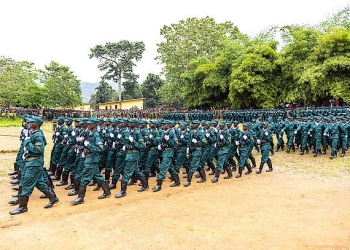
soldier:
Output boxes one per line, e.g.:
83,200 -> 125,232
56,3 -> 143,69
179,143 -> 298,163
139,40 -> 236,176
309,116 -> 324,157
324,117 -> 345,159
339,117 -> 348,157
184,120 -> 207,187
152,120 -> 179,191
256,122 -> 273,174
235,123 -> 253,178
70,118 -> 111,205
211,121 -> 232,183
10,116 -> 59,215
173,121 -> 190,185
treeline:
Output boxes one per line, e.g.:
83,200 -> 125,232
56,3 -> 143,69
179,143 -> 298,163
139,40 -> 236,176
156,6 -> 350,108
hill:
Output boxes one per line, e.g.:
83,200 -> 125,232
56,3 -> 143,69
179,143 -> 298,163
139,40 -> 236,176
81,82 -> 98,102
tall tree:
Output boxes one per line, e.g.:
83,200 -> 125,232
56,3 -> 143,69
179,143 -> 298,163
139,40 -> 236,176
89,40 -> 145,101
89,93 -> 97,110
140,73 -> 164,108
156,17 -> 238,104
41,61 -> 82,108
121,74 -> 142,100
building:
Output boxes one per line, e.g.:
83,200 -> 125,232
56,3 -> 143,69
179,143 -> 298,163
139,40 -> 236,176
98,98 -> 145,110
71,104 -> 91,111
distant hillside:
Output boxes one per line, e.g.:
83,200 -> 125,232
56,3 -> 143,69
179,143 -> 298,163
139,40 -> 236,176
81,82 -> 98,102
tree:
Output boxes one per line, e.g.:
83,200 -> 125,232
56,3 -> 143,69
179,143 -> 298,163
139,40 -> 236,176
95,80 -> 113,104
0,60 -> 39,107
89,93 -> 97,110
229,41 -> 282,108
41,61 -> 82,108
121,74 -> 142,100
140,73 -> 164,108
89,40 -> 145,101
156,17 -> 238,104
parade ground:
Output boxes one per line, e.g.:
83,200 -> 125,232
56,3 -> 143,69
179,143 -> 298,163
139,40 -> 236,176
1,127 -> 350,250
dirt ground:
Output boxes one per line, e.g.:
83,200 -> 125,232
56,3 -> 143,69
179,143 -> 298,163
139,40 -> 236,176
1,127 -> 350,250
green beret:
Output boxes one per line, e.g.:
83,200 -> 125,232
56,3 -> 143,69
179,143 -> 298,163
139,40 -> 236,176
79,118 -> 89,124
65,117 -> 73,122
21,114 -> 29,119
243,122 -> 250,127
87,118 -> 99,124
129,118 -> 139,124
150,120 -> 158,125
262,121 -> 269,125
218,121 -> 226,126
233,120 -> 239,124
205,121 -> 212,126
26,116 -> 43,126
57,116 -> 65,122
212,120 -> 218,124
161,120 -> 171,124
140,119 -> 149,124
192,120 -> 200,124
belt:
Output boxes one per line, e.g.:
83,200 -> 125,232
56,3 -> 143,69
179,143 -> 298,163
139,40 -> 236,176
126,150 -> 138,153
25,156 -> 41,162
331,134 -> 339,136
149,146 -> 157,150
71,145 -> 76,149
164,148 -> 173,151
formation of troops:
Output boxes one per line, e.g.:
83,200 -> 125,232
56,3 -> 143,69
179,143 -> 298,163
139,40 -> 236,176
7,107 -> 350,214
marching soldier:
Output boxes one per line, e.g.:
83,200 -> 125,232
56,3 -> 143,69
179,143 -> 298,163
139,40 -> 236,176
256,122 -> 273,173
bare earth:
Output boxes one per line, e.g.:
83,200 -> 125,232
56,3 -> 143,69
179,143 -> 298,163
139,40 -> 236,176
1,127 -> 350,250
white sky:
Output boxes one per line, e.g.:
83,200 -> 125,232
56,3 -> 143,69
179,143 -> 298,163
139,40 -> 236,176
0,0 -> 348,84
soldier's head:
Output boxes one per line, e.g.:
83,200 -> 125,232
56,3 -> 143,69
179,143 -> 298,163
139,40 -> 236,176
140,120 -> 149,129
65,117 -> 73,127
243,122 -> 250,131
74,119 -> 81,128
150,120 -> 157,129
162,120 -> 171,130
191,120 -> 200,130
263,121 -> 268,130
57,117 -> 65,126
26,116 -> 43,130
205,121 -> 211,130
218,121 -> 225,130
179,122 -> 187,131
87,118 -> 99,131
128,118 -> 138,129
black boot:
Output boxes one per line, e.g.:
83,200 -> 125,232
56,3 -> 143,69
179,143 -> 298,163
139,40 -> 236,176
152,180 -> 163,192
138,174 -> 149,192
313,149 -> 318,157
115,181 -> 127,198
197,169 -> 207,183
341,148 -> 345,157
299,148 -> 304,155
281,145 -> 285,151
12,186 -> 19,191
71,186 -> 86,205
286,146 -> 291,153
250,158 -> 256,168
43,188 -> 59,208
98,181 -> 111,199
105,170 -> 111,183
211,170 -> 221,183
236,168 -> 243,178
56,171 -> 69,186
231,161 -> 237,171
48,164 -> 57,176
170,174 -> 181,187
256,163 -> 264,174
266,159 -> 273,172
65,175 -> 75,190
93,182 -> 102,191
128,174 -> 137,186
276,145 -> 280,152
194,173 -> 201,178
52,167 -> 63,181
109,179 -> 118,190
223,167 -> 233,179
8,163 -> 18,176
9,196 -> 29,215
208,163 -> 216,175
183,172 -> 193,187
68,180 -> 80,196
292,145 -> 296,152
8,186 -> 22,205
245,163 -> 252,175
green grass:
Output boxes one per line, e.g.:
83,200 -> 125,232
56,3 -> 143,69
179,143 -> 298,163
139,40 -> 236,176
0,117 -> 23,127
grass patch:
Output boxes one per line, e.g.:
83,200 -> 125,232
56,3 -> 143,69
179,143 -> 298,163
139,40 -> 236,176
0,117 -> 22,127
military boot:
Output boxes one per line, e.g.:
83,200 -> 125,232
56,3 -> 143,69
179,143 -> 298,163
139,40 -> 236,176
170,174 -> 181,187
128,174 -> 137,186
276,145 -> 280,152
152,180 -> 163,192
250,157 -> 256,168
286,146 -> 291,153
9,178 -> 19,185
256,163 -> 264,174
68,180 -> 80,196
8,163 -> 18,176
65,175 -> 75,190
299,149 -> 304,155
48,164 -> 57,176
93,182 -> 102,191
52,167 -> 63,181
9,196 -> 29,215
245,163 -> 252,175
223,167 -> 233,179
236,168 -> 243,178
266,159 -> 273,172
98,181 -> 111,199
211,170 -> 221,183
115,181 -> 127,198
197,169 -> 207,183
292,145 -> 296,152
43,188 -> 59,208
71,186 -> 86,205
183,172 -> 193,187
138,174 -> 149,192
341,149 -> 346,157
88,179 -> 96,186
104,170 -> 111,183
231,161 -> 237,171
8,186 -> 22,205
109,179 -> 118,190
56,171 -> 69,186
208,163 -> 216,175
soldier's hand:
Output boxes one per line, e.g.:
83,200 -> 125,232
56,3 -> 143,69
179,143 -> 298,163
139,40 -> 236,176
235,141 -> 240,146
158,145 -> 162,150
264,132 -> 268,136
243,135 -> 247,140
122,145 -> 126,151
72,131 -> 76,136
84,141 -> 89,146
206,133 -> 210,138
117,134 -> 122,139
110,133 -> 114,138
149,134 -> 153,139
129,136 -> 134,142
180,134 -> 184,139
220,134 -> 224,140
257,139 -> 261,144
192,138 -> 197,144
164,135 -> 170,141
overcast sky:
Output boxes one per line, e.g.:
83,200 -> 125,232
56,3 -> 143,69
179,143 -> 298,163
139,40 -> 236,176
0,0 -> 348,84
